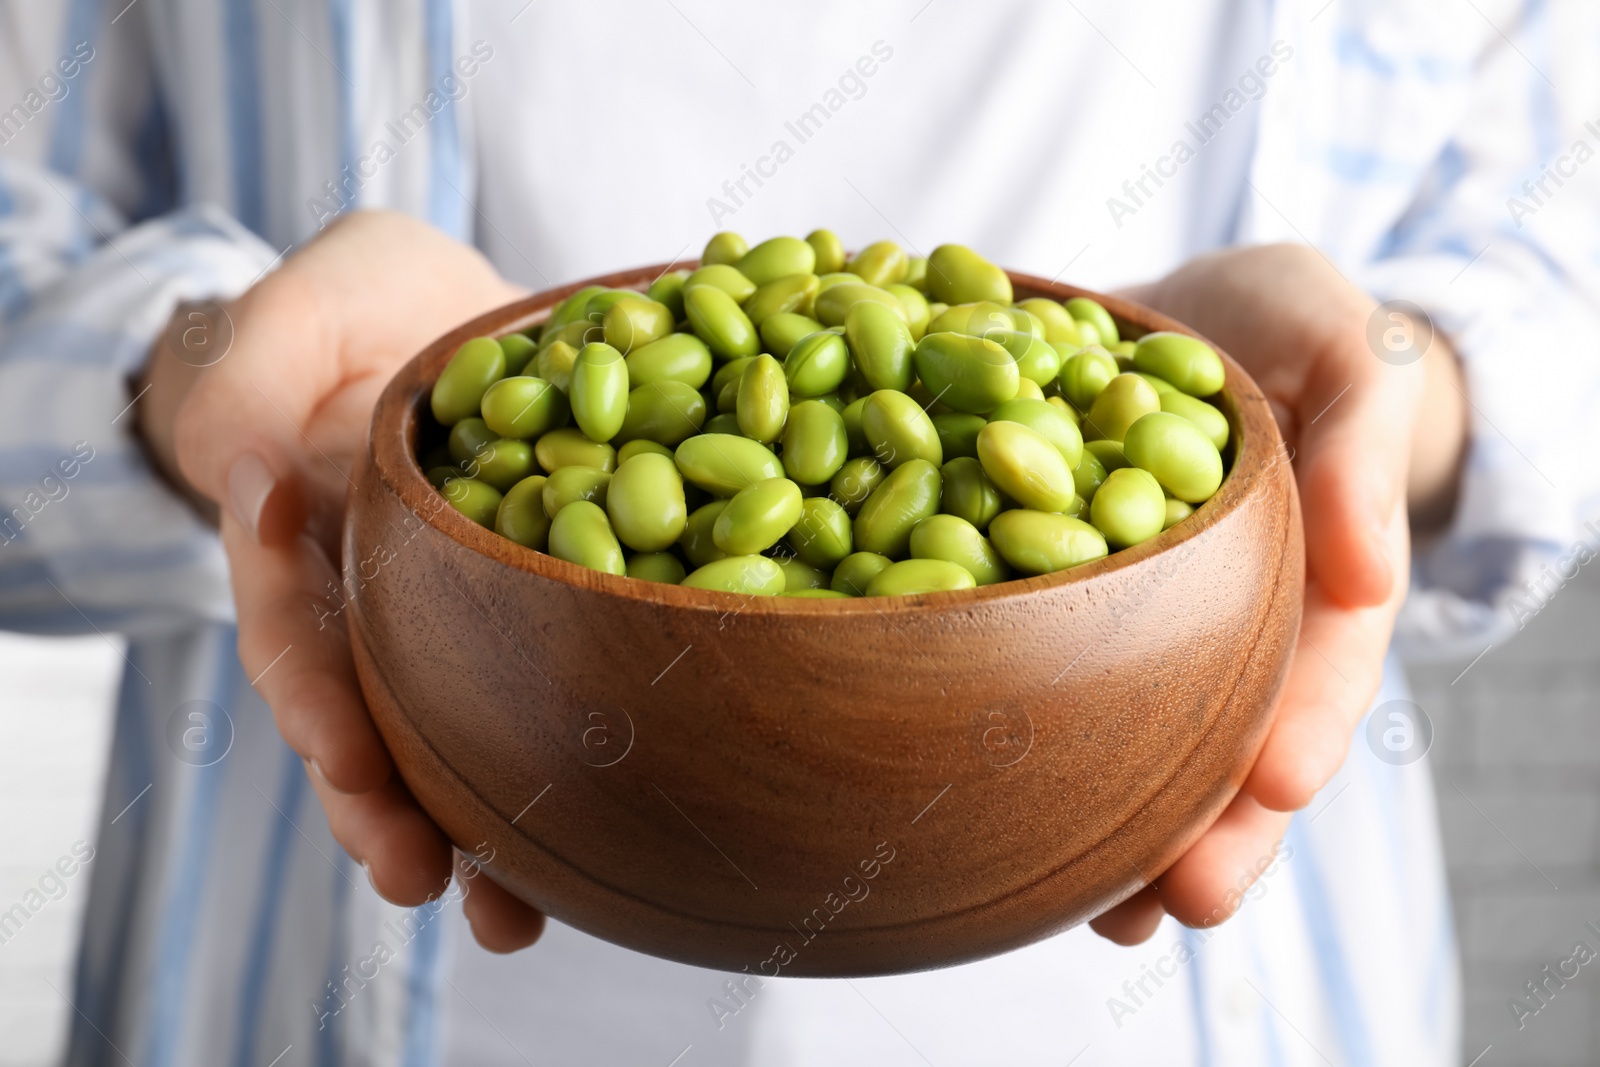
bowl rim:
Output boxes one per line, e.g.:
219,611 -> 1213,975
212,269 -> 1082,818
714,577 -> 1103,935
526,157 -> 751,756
367,261 -> 1288,614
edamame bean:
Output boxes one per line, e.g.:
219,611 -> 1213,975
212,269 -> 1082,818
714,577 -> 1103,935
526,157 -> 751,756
743,273 -> 820,325
681,555 -> 784,595
1072,445 -> 1108,502
499,333 -> 537,375
805,228 -> 846,275
1084,439 -> 1130,472
625,333 -> 713,390
441,476 -> 502,527
885,284 -> 931,340
1132,372 -> 1176,395
853,458 -> 941,557
787,496 -> 853,568
627,552 -> 687,584
759,312 -> 826,358
1133,332 -> 1225,397
931,412 -> 987,461
607,452 -> 688,551
926,301 -> 1012,340
548,499 -> 625,575
431,337 -> 506,425
845,300 -> 914,391
704,412 -> 741,435
1015,377 -> 1045,401
829,456 -> 884,515
602,297 -> 675,353
783,588 -> 850,598
1163,498 -> 1194,530
781,400 -> 849,484
987,397 -> 1084,469
617,438 -> 675,464
774,556 -> 831,591
448,417 -> 497,467
1016,299 -> 1081,345
680,500 -> 730,566
862,389 -> 942,469
865,558 -> 976,596
646,271 -> 689,320
1159,391 -> 1230,451
544,285 -> 607,335
481,375 -> 569,440
975,421 -> 1075,513
1082,373 -> 1160,442
542,465 -> 612,517
1057,346 -> 1119,410
831,551 -> 893,595
570,342 -> 629,442
701,231 -> 748,267
926,244 -> 1012,306
783,330 -> 850,396
939,456 -> 1004,530
840,397 -> 869,455
813,282 -> 906,328
495,475 -> 551,549
913,332 -> 1019,414
426,466 -> 459,489
535,427 -> 616,472
735,354 -> 790,443
470,439 -> 537,491
1065,297 -> 1119,347
1089,467 -> 1165,548
738,237 -> 816,287
713,477 -> 803,554
686,263 -> 757,303
909,514 -> 1009,585
846,240 -> 908,287
674,433 -> 784,496
685,284 -> 759,359
615,381 -> 708,446
1122,411 -> 1224,503
988,510 -> 1108,574
534,339 -> 580,393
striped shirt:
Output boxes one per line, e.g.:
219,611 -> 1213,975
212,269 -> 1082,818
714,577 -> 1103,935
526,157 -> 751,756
2,1 -> 1599,1063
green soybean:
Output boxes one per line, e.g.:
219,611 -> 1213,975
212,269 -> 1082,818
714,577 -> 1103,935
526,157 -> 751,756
862,389 -> 942,469
939,456 -> 1004,530
548,499 -> 625,575
607,452 -> 687,551
674,433 -> 783,496
853,458 -> 941,558
685,284 -> 759,359
1084,439 -> 1130,472
760,312 -> 826,358
431,337 -> 506,426
535,427 -> 616,472
481,376 -> 568,440
975,421 -> 1075,513
865,558 -> 976,596
499,333 -> 537,376
681,555 -> 784,595
846,240 -> 908,288
616,381 -> 708,446
601,297 -> 675,353
987,397 -> 1084,470
646,270 -> 689,320
988,510 -> 1108,574
885,283 -> 931,340
712,355 -> 758,396
743,273 -> 819,325
627,551 -> 687,584
469,439 -> 537,491
1133,332 -> 1225,397
625,333 -> 713,390
774,555 -> 831,591
813,282 -> 906,328
1083,373 -> 1161,442
738,236 -> 816,287
1057,346 -> 1119,410
736,354 -> 789,443
617,438 -> 675,464
494,475 -> 551,549
570,342 -> 629,442
680,500 -> 730,566
1016,299 -> 1081,345
831,551 -> 894,596
783,587 -> 850,598
830,456 -> 885,515
542,464 -> 612,517
1089,467 -> 1166,548
701,231 -> 749,267
713,477 -> 803,554
1122,411 -> 1224,504
783,330 -> 851,396
1159,390 -> 1230,451
932,412 -> 987,461
534,339 -> 580,393
441,476 -> 503,527
703,412 -> 741,435
926,244 -> 1012,306
787,496 -> 854,569
544,285 -> 606,334
781,400 -> 849,485
1072,445 -> 1108,502
1163,497 -> 1194,530
805,229 -> 846,275
1065,297 -> 1119,347
845,300 -> 915,391
686,263 -> 757,302
448,417 -> 498,467
909,514 -> 1009,585
913,332 -> 1019,414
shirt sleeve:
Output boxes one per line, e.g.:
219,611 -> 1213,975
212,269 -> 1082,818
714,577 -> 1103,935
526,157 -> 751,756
0,6 -> 278,637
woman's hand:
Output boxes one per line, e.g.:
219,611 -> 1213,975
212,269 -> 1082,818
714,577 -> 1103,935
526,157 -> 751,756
139,210 -> 547,951
1089,243 -> 1466,944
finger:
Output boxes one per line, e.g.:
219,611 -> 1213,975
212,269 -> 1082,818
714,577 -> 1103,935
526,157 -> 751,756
457,852 -> 547,953
225,511 -> 393,794
1244,504 -> 1409,811
306,760 -> 453,907
1156,793 -> 1292,928
1088,884 -> 1166,945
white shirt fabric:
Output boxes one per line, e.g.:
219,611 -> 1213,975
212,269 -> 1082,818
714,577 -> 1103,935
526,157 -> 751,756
3,0 -> 1599,1064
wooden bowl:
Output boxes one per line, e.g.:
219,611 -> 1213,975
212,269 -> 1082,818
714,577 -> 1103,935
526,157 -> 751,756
344,263 -> 1303,977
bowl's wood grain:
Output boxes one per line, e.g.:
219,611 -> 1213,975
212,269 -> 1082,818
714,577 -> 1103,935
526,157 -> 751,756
344,263 -> 1303,976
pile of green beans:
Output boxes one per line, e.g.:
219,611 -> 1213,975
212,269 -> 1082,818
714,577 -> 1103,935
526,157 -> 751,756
420,230 -> 1232,598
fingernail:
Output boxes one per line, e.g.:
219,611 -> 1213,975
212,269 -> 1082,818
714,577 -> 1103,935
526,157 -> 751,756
309,757 -> 326,782
228,452 -> 276,542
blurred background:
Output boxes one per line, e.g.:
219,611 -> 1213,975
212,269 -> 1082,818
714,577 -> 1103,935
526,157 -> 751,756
4,567 -> 1600,1065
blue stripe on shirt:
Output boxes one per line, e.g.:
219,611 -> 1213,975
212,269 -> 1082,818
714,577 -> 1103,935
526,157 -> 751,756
403,903 -> 445,1067
46,0 -> 103,179
221,0 -> 265,234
